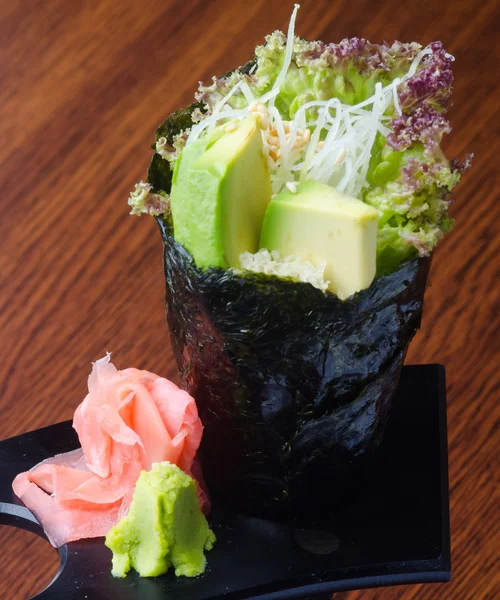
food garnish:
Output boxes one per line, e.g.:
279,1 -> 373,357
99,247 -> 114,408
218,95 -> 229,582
131,4 -> 471,290
12,355 -> 206,549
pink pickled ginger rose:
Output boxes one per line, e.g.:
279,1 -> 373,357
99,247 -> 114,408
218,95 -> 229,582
12,354 -> 204,547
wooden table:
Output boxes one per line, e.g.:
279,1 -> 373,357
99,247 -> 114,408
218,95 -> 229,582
0,0 -> 498,598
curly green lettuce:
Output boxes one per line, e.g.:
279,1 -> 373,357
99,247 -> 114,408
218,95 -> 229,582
193,33 -> 471,273
196,34 -> 423,117
364,139 -> 460,273
143,18 -> 471,275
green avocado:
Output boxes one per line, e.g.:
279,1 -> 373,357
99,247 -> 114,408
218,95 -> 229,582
259,180 -> 379,299
105,462 -> 215,579
170,117 -> 272,269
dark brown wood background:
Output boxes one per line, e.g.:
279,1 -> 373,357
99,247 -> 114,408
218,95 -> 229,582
0,0 -> 498,598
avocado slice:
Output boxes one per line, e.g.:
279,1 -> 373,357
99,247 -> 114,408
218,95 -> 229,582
170,117 -> 272,269
259,180 -> 379,299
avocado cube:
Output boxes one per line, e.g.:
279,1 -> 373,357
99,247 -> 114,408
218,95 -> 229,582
259,180 -> 379,298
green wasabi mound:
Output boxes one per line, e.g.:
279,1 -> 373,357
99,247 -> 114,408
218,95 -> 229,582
105,462 -> 215,579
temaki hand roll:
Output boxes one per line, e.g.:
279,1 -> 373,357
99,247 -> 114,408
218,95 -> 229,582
129,5 -> 471,517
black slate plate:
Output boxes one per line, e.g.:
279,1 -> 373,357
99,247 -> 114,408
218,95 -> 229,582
0,364 -> 450,600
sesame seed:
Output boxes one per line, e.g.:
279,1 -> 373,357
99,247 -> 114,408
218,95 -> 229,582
336,148 -> 347,164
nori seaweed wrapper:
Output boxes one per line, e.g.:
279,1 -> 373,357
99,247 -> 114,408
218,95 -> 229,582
149,98 -> 430,519
156,215 -> 430,518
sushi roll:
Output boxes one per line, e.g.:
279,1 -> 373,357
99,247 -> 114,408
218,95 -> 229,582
129,6 -> 471,517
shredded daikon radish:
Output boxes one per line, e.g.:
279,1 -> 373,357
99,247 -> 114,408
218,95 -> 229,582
239,81 -> 256,105
189,108 -> 246,142
377,123 -> 391,136
405,48 -> 432,79
299,98 -> 335,183
185,4 -> 430,200
268,106 -> 288,168
260,4 -> 300,107
209,81 -> 244,126
391,78 -> 402,115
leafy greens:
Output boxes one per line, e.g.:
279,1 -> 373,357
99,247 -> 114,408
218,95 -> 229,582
136,5 -> 471,275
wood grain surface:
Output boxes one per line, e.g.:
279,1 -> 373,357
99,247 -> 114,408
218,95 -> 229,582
0,0 -> 498,598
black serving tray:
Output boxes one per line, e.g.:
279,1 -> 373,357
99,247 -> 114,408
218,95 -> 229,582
0,364 -> 450,600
